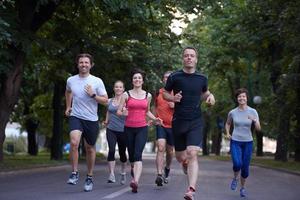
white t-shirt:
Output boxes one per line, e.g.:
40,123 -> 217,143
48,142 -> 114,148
66,74 -> 107,121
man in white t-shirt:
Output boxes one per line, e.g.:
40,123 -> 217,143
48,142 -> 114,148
65,53 -> 108,192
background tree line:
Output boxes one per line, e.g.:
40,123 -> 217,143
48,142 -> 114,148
0,0 -> 299,162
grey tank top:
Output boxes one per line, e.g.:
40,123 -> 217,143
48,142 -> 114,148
107,99 -> 126,132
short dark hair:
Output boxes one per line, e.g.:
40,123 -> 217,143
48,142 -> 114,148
182,46 -> 198,57
131,68 -> 146,80
235,88 -> 249,99
75,53 -> 94,66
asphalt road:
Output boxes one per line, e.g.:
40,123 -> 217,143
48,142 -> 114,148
1,155 -> 300,200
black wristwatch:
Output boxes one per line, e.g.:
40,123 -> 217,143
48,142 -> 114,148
90,94 -> 96,98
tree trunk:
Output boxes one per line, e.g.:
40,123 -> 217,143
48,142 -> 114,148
0,0 -> 61,162
202,111 -> 211,156
51,83 -> 64,160
26,119 -> 39,155
215,129 -> 222,156
294,64 -> 300,161
0,51 -> 25,161
275,92 -> 290,162
256,131 -> 263,156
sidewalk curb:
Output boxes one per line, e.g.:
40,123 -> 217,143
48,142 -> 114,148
252,163 -> 300,176
0,164 -> 69,176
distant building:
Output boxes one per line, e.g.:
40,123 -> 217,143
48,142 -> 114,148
5,122 -> 27,137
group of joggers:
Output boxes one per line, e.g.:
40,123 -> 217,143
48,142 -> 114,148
65,47 -> 261,200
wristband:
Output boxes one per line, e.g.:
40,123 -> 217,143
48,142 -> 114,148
90,94 -> 96,98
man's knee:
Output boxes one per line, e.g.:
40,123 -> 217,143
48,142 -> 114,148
175,151 -> 186,163
85,144 -> 95,154
186,146 -> 200,158
166,146 -> 174,155
157,144 -> 166,152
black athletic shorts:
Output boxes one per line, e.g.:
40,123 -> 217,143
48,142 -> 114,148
156,125 -> 174,146
69,116 -> 99,146
172,117 -> 203,151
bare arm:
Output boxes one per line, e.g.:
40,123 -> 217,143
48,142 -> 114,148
146,94 -> 162,125
117,93 -> 128,116
94,94 -> 108,105
248,115 -> 261,131
146,94 -> 157,120
168,102 -> 175,108
163,90 -> 182,102
202,90 -> 215,106
84,84 -> 108,105
65,90 -> 72,116
225,117 -> 232,139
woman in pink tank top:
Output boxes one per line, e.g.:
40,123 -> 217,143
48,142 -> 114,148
117,68 -> 161,193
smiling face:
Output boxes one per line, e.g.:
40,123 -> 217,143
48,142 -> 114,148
113,81 -> 124,96
77,57 -> 92,75
183,48 -> 198,69
132,73 -> 144,88
237,92 -> 248,106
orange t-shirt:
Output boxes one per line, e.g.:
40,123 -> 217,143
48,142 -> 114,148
155,88 -> 174,128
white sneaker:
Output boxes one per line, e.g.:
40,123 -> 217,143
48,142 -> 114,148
107,173 -> 116,183
84,177 -> 93,192
120,173 -> 126,185
67,172 -> 79,185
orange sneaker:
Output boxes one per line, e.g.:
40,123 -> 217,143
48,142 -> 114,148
130,180 -> 138,193
184,187 -> 195,200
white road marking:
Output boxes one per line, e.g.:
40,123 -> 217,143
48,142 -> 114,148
102,187 -> 131,199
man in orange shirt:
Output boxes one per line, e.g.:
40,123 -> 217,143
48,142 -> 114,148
154,71 -> 174,186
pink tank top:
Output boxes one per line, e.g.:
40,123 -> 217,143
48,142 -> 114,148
125,92 -> 148,127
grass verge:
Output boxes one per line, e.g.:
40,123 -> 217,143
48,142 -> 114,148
208,155 -> 300,174
0,152 -> 105,172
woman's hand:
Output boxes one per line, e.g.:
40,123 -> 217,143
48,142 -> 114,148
225,133 -> 231,140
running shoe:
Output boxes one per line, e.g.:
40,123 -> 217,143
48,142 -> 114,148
107,173 -> 116,183
184,187 -> 195,200
240,187 -> 246,197
164,167 -> 170,184
67,171 -> 79,185
182,160 -> 188,175
120,172 -> 126,185
155,174 -> 163,186
130,180 -> 138,193
230,178 -> 238,190
84,176 -> 93,192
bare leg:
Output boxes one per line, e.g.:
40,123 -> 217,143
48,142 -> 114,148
69,131 -> 82,172
186,146 -> 200,189
84,140 -> 96,176
234,171 -> 239,179
241,177 -> 246,188
133,161 -> 143,183
108,161 -> 116,175
165,144 -> 174,169
121,162 -> 126,174
175,150 -> 187,163
156,139 -> 166,174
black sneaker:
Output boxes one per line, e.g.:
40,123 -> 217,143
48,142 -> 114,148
164,167 -> 170,184
155,174 -> 163,186
84,176 -> 93,192
67,171 -> 79,185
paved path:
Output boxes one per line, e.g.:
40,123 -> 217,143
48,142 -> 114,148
1,155 -> 300,200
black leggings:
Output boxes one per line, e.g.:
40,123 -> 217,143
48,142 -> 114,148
125,126 -> 148,162
106,128 -> 127,163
